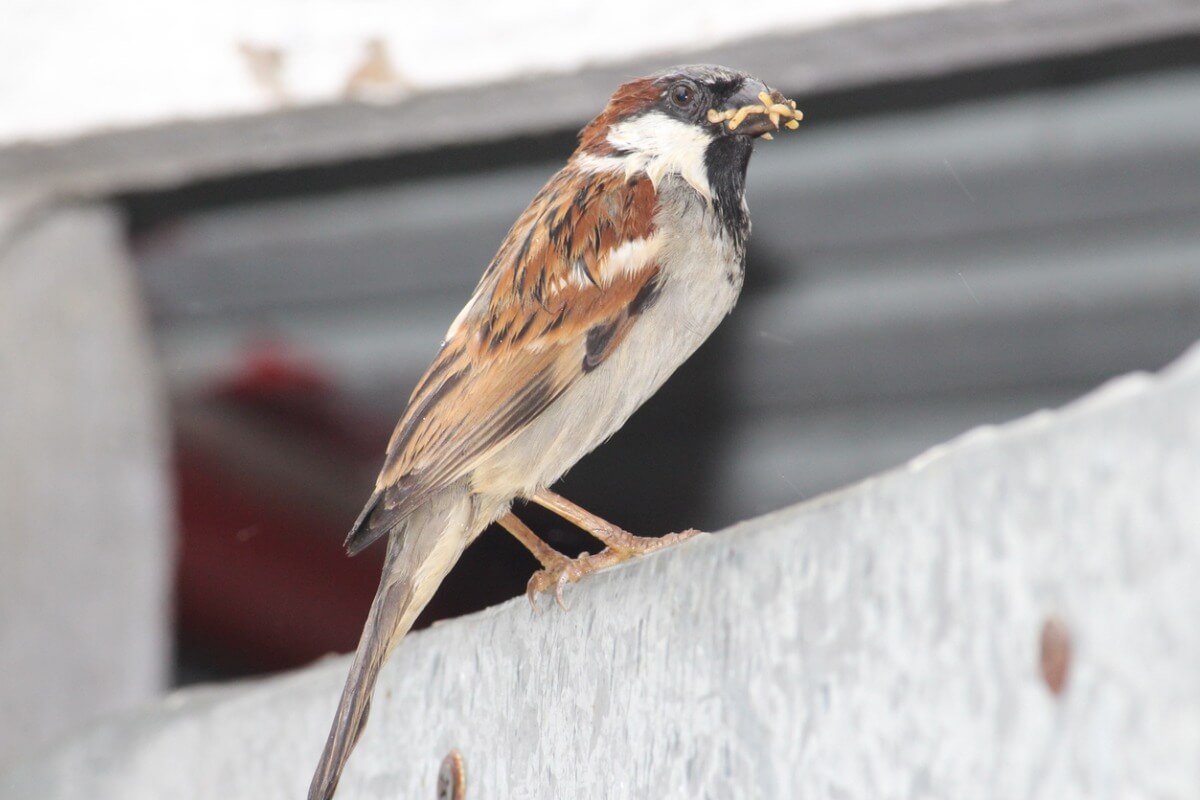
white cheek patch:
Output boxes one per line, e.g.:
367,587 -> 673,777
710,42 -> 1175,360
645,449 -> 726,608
601,111 -> 715,200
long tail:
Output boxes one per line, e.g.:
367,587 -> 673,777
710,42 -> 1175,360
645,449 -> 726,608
308,495 -> 474,800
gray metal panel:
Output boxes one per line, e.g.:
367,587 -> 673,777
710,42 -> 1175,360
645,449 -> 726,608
146,67 -> 1200,401
138,66 -> 1200,515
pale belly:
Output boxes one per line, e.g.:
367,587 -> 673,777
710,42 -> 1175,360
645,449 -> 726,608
471,190 -> 745,500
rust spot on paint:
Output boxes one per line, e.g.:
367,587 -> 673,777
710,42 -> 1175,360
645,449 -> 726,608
1040,616 -> 1071,696
437,750 -> 466,800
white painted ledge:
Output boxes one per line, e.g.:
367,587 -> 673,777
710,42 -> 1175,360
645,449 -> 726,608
4,343 -> 1199,798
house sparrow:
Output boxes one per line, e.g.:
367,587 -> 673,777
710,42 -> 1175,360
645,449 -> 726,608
308,64 -> 801,799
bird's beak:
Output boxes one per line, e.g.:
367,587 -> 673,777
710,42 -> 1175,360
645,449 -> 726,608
707,82 -> 802,139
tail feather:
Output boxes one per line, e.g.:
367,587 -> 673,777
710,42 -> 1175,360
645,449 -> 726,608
345,482 -> 416,557
309,493 -> 474,800
308,571 -> 409,800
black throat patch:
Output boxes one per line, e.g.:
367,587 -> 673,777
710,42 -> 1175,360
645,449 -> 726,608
703,136 -> 753,252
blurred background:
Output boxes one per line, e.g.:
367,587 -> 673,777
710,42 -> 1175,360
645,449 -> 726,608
2,0 -> 1200,767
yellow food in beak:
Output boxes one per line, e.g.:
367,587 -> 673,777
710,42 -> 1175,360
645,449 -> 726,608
707,92 -> 803,139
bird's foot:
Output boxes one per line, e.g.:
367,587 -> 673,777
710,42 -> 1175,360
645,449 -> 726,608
596,526 -> 703,557
525,528 -> 703,611
526,549 -> 601,611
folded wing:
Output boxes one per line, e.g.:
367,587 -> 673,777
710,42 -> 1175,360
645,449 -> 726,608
345,166 -> 661,554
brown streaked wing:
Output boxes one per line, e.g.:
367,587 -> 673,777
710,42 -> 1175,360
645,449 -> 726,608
373,166 -> 661,509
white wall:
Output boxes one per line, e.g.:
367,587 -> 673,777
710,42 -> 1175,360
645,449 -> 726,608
0,203 -> 173,765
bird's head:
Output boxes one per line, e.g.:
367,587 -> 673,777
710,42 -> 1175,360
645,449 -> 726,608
575,65 -> 801,200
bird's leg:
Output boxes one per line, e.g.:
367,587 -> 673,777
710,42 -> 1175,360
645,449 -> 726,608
523,490 -> 702,603
496,512 -> 625,611
496,511 -> 569,573
531,489 -> 701,556
499,494 -> 701,610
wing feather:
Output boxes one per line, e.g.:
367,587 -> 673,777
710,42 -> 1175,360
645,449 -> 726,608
345,165 -> 661,553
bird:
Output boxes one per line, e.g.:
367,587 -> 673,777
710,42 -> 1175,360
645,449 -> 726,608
307,64 -> 802,799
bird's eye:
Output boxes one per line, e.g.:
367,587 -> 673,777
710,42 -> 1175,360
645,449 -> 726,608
669,81 -> 697,110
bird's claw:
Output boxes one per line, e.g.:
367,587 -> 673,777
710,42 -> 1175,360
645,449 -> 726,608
526,553 -> 587,612
661,527 -> 703,546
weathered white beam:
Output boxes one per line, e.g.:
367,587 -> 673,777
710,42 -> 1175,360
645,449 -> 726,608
2,0 -> 1000,148
0,203 -> 173,765
2,0 -> 1199,196
4,341 -> 1198,798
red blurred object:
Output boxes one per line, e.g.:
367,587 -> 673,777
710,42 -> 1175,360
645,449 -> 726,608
175,445 -> 383,673
222,338 -> 332,396
174,336 -> 387,674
